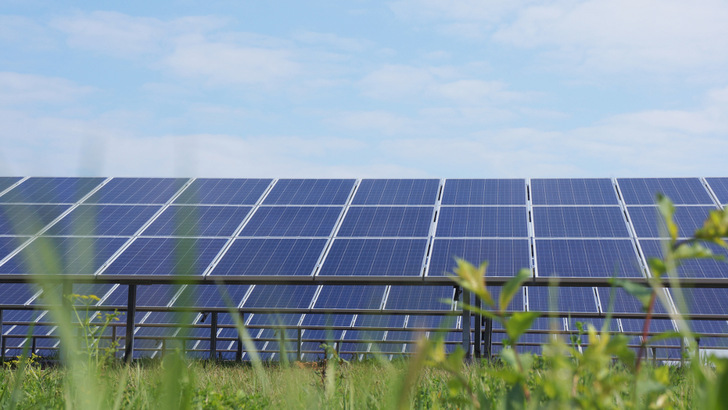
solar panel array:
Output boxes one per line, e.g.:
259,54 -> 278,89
1,177 -> 727,359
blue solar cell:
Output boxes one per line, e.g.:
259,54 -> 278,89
142,205 -> 252,237
407,315 -> 458,329
428,239 -> 530,277
352,179 -> 439,205
436,207 -> 527,237
640,240 -> 728,278
211,238 -> 326,276
264,179 -> 354,205
243,285 -> 317,309
0,177 -> 104,204
337,207 -> 433,237
596,287 -> 669,314
0,283 -> 37,305
441,179 -> 525,205
85,178 -> 188,204
0,236 -> 28,260
72,283 -> 116,301
621,319 -> 675,346
677,288 -> 728,315
385,286 -> 454,311
313,286 -> 387,310
628,206 -> 715,238
0,236 -> 127,275
174,178 -> 272,205
0,177 -> 22,194
527,287 -> 598,313
103,238 -> 226,276
565,318 -> 619,333
240,206 -> 341,237
533,207 -> 629,238
0,204 -> 70,235
531,178 -> 618,205
175,284 -> 251,308
46,205 -> 160,236
706,177 -> 728,205
536,239 -> 642,277
618,178 -> 714,205
318,239 -> 427,276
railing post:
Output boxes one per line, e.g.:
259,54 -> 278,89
0,309 -> 3,362
124,284 -> 137,363
484,317 -> 493,360
474,297 -> 482,359
461,289 -> 471,359
210,311 -> 218,360
31,336 -> 36,355
297,327 -> 302,362
236,311 -> 244,362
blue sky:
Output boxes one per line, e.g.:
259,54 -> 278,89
2,0 -> 728,178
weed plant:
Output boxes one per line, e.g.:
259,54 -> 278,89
0,194 -> 727,409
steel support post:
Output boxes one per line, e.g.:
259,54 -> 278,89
462,290 -> 471,359
0,309 -> 3,362
484,317 -> 493,359
297,327 -> 302,362
124,284 -> 137,363
235,312 -> 245,362
474,297 -> 482,358
210,311 -> 218,360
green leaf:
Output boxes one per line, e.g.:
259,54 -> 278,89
451,258 -> 494,306
648,257 -> 667,277
674,242 -> 718,260
656,194 -> 678,241
613,279 -> 653,310
505,311 -> 540,342
499,268 -> 531,312
504,382 -> 527,410
646,331 -> 684,344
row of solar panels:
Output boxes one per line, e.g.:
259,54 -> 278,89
2,283 -> 726,359
0,177 -> 726,280
1,177 -> 727,205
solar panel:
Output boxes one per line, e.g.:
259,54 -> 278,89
436,207 -> 527,237
210,238 -> 327,276
688,320 -> 728,347
640,240 -> 728,278
0,204 -> 70,235
313,285 -> 386,310
533,207 -> 629,238
535,239 -> 643,277
84,178 -> 188,204
595,287 -> 669,314
352,179 -> 439,205
337,207 -> 433,237
101,284 -> 180,307
174,178 -> 272,205
706,177 -> 728,205
242,285 -> 317,309
263,179 -> 354,205
102,238 -> 226,276
0,236 -> 28,260
142,205 -> 252,237
46,205 -> 160,236
0,177 -> 104,204
677,288 -> 728,315
240,206 -> 341,237
428,239 -> 530,277
486,286 -> 525,312
531,178 -> 618,205
385,286 -> 454,311
527,287 -> 598,313
0,283 -> 37,305
618,178 -> 714,205
174,284 -> 251,308
318,239 -> 427,277
628,206 -> 715,238
441,179 -> 525,205
0,236 -> 127,275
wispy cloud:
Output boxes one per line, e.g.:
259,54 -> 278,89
0,72 -> 95,105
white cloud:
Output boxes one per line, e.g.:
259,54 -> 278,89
0,15 -> 55,49
359,64 -> 525,104
162,36 -> 300,86
0,72 -> 94,105
292,31 -> 371,52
